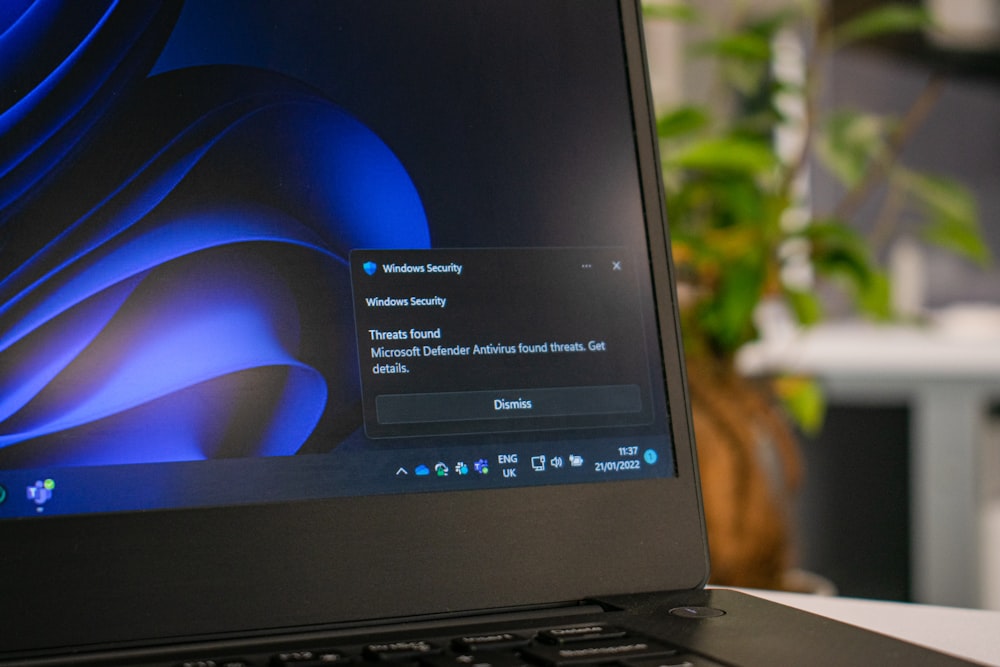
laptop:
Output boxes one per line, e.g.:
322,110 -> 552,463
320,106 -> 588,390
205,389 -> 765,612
0,1 -> 982,665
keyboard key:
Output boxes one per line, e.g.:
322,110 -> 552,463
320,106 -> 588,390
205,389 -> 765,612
536,626 -> 627,645
364,641 -> 441,661
623,655 -> 727,667
451,632 -> 531,652
420,651 -> 532,667
522,638 -> 677,666
272,649 -> 350,665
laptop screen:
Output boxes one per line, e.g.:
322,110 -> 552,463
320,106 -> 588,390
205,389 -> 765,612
0,1 -> 677,519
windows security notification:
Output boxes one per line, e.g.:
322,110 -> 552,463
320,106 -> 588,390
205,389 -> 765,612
350,248 -> 653,437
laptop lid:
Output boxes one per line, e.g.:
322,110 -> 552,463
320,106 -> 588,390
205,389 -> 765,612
0,0 -> 706,658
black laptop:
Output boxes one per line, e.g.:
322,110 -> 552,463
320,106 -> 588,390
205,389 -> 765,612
0,2 -> 982,665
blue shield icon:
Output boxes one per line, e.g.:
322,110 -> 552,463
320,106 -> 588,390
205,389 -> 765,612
363,261 -> 377,276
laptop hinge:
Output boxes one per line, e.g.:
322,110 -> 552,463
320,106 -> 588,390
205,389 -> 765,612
3,600 -> 615,667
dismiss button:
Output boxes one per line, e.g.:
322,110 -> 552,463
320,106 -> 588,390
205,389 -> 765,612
375,384 -> 641,426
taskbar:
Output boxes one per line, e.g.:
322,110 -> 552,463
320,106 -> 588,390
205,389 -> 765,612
0,434 -> 673,519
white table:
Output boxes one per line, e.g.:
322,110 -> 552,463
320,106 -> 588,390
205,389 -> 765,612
738,314 -> 1000,608
744,588 -> 1000,665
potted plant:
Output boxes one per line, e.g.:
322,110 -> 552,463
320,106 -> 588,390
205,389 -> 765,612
645,1 -> 990,589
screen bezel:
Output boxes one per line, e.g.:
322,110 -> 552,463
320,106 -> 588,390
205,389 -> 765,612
0,1 -> 708,657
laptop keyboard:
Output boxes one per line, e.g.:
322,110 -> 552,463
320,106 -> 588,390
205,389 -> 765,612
174,623 -> 723,667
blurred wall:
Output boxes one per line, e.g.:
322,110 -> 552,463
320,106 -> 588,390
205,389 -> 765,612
814,46 -> 1000,308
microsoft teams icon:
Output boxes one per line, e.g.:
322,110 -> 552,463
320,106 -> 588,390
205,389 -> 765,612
363,261 -> 377,276
27,479 -> 55,506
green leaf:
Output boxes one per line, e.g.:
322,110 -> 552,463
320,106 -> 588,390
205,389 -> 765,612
667,137 -> 778,175
816,110 -> 890,188
811,243 -> 872,289
896,171 -> 991,266
784,288 -> 824,326
666,171 -> 771,233
799,219 -> 869,249
693,32 -> 772,61
923,224 -> 991,266
801,221 -> 892,319
721,58 -> 772,97
700,260 -> 765,353
908,173 -> 975,222
711,176 -> 769,226
656,106 -> 710,138
774,376 -> 826,435
642,2 -> 699,23
856,270 -> 892,320
745,8 -> 808,40
832,4 -> 930,46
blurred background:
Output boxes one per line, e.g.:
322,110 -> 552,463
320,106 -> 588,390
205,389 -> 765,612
643,0 -> 1000,609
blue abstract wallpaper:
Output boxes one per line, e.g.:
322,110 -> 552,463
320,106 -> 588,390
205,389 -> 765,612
0,1 -> 430,468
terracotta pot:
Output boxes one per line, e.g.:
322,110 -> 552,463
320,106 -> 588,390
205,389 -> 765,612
686,356 -> 804,590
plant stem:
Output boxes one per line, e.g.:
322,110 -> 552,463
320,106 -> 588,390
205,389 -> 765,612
832,72 -> 947,223
869,178 -> 906,253
779,1 -> 829,201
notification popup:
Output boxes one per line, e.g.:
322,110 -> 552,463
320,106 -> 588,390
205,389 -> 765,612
350,248 -> 653,437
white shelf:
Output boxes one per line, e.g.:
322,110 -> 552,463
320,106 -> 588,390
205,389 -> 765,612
737,311 -> 1000,609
